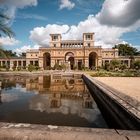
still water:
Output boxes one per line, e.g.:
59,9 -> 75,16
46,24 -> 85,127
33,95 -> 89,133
0,75 -> 107,128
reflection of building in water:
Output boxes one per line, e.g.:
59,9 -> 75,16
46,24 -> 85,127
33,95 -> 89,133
26,75 -> 94,110
83,93 -> 93,109
29,90 -> 98,122
25,75 -> 86,95
0,76 -> 26,90
28,75 -> 100,122
26,77 -> 39,91
50,93 -> 61,108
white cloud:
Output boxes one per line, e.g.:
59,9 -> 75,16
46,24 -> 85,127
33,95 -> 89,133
0,37 -> 20,46
0,0 -> 38,20
59,0 -> 75,10
14,44 -> 40,55
17,13 -> 47,21
30,24 -> 70,46
96,0 -> 140,27
0,0 -> 37,8
134,45 -> 140,51
23,0 -> 140,49
30,15 -> 131,48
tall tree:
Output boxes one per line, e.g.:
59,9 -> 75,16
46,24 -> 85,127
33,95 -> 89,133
0,12 -> 15,58
0,49 -> 17,58
20,52 -> 26,57
113,44 -> 140,56
0,12 -> 14,37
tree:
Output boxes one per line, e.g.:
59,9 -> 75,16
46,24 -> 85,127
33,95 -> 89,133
0,12 -> 14,37
0,49 -> 17,58
110,59 -> 121,70
133,60 -> 140,70
0,47 -> 7,58
20,52 -> 26,57
114,44 -> 140,56
104,62 -> 110,71
0,12 -> 15,58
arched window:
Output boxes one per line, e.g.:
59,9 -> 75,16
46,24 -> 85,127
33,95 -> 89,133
43,52 -> 51,70
89,52 -> 97,69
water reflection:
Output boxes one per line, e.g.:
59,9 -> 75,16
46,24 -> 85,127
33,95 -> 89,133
0,75 -> 107,128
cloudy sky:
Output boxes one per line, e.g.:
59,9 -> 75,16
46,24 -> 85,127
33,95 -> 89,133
0,0 -> 140,54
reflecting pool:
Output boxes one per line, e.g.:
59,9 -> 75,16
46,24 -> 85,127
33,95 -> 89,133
0,75 -> 108,128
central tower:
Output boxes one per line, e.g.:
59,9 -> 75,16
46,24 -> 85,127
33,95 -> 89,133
50,34 -> 62,48
83,33 -> 94,48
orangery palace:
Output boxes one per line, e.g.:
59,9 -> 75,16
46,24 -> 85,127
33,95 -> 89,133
0,33 -> 140,70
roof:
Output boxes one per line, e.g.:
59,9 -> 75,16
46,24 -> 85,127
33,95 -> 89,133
61,40 -> 83,43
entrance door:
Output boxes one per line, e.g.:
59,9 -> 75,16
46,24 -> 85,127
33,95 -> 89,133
89,52 -> 97,69
43,52 -> 51,70
65,52 -> 75,70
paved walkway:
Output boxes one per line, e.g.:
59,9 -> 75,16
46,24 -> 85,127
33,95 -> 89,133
0,123 -> 140,140
94,77 -> 140,102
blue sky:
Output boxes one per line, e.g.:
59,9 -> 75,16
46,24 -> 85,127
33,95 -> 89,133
0,0 -> 140,54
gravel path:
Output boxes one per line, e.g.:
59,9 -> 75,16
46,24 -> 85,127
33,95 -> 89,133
94,77 -> 140,102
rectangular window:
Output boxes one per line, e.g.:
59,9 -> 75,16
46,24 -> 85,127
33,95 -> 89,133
54,44 -> 56,47
86,35 -> 91,40
53,35 -> 58,41
88,43 -> 90,47
30,61 -> 33,65
57,60 -> 59,64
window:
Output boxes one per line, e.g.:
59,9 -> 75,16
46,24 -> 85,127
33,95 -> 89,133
86,35 -> 91,40
30,61 -> 33,65
54,44 -> 56,47
87,43 -> 90,47
53,35 -> 58,41
105,60 -> 109,63
57,60 -> 59,64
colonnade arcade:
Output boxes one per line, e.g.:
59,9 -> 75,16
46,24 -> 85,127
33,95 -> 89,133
42,51 -> 98,70
0,59 -> 26,70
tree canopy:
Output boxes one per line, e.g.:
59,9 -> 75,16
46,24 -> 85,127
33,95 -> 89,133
0,49 -> 17,58
0,12 -> 14,38
113,44 -> 140,56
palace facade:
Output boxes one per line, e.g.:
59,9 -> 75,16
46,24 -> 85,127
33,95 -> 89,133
0,33 -> 140,70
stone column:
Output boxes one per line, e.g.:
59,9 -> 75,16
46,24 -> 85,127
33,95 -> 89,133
98,59 -> 102,67
75,59 -> 77,67
102,60 -> 105,66
128,60 -> 131,68
20,61 -> 22,68
85,59 -> 89,68
96,59 -> 98,68
39,58 -> 44,70
16,61 -> 19,69
26,59 -> 30,70
33,61 -> 35,66
10,60 -> 14,71
2,61 -> 4,67
51,59 -> 55,68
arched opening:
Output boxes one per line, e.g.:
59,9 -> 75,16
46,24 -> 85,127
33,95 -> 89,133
65,79 -> 74,90
89,52 -> 97,69
65,52 -> 75,70
43,75 -> 51,89
43,52 -> 51,70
